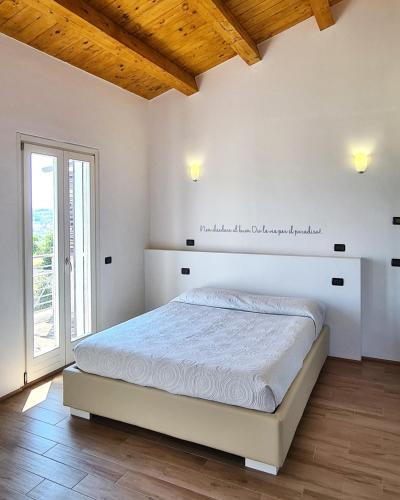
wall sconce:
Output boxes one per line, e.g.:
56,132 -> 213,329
189,163 -> 201,182
353,152 -> 370,174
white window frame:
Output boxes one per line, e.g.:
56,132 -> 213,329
18,133 -> 100,381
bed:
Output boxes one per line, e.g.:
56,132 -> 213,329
64,287 -> 329,475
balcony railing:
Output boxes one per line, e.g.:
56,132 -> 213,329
33,253 -> 54,312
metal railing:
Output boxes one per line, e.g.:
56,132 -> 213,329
33,253 -> 54,312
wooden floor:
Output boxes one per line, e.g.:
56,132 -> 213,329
0,358 -> 399,500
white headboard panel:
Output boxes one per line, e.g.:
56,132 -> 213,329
145,250 -> 362,360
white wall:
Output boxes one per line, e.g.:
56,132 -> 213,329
0,34 -> 149,397
149,0 -> 400,361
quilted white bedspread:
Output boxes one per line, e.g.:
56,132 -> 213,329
74,288 -> 325,412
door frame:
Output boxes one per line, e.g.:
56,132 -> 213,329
18,133 -> 100,383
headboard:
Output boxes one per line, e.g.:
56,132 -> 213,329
145,249 -> 362,360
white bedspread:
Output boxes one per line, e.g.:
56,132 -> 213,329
74,288 -> 325,412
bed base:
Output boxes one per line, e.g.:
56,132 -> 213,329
64,327 -> 329,475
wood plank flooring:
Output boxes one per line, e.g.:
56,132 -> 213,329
0,358 -> 399,499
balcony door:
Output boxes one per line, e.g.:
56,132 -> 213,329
23,142 -> 97,382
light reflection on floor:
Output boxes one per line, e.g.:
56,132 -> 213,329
22,381 -> 52,412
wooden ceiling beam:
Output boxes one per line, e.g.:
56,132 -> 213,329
21,0 -> 198,96
191,0 -> 260,65
309,0 -> 335,30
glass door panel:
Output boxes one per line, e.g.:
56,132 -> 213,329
31,153 -> 59,357
24,145 -> 65,382
68,158 -> 93,341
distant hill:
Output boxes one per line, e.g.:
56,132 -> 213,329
33,208 -> 54,236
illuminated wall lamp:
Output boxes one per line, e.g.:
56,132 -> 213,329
189,163 -> 201,182
353,152 -> 370,174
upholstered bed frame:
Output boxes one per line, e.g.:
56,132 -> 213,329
64,249 -> 361,474
64,326 -> 329,475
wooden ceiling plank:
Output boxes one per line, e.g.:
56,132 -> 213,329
171,24 -> 231,60
0,5 -> 29,33
0,0 -> 24,25
191,0 -> 260,65
248,1 -> 312,42
18,0 -> 198,95
30,22 -> 83,54
15,10 -> 57,42
226,0 -> 284,21
309,0 -> 334,30
97,0 -> 180,36
230,0 -> 308,32
56,37 -> 102,66
162,23 -> 234,75
133,8 -> 211,63
133,3 -> 204,43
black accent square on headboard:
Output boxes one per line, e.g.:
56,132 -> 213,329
334,244 -> 346,252
181,268 -> 190,275
186,239 -> 195,246
391,259 -> 400,267
332,278 -> 344,286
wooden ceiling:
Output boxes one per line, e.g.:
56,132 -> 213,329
0,0 -> 342,99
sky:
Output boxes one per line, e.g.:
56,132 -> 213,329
31,153 -> 57,210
